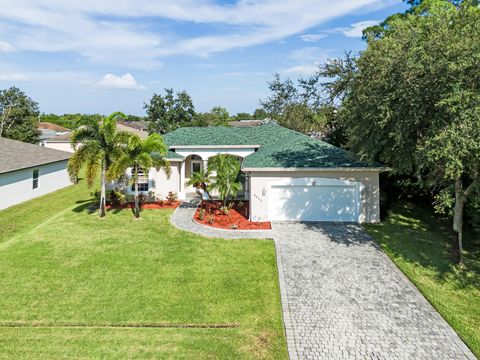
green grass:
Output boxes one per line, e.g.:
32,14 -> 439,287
0,179 -> 287,359
365,201 -> 480,358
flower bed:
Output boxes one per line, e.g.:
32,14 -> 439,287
194,200 -> 271,230
106,201 -> 180,210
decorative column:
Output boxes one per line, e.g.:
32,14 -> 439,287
179,161 -> 186,200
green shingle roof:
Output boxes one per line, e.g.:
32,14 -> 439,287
163,123 -> 379,169
166,150 -> 184,160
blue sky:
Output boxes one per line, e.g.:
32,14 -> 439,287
0,1 -> 406,116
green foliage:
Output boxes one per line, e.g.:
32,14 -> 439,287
0,86 -> 39,143
185,168 -> 212,190
260,73 -> 341,140
39,113 -> 102,130
166,191 -> 177,204
231,112 -> 252,121
195,106 -> 231,126
326,0 -> 480,261
68,111 -> 128,217
253,108 -> 268,119
207,154 -> 242,207
108,133 -> 171,218
145,88 -> 196,134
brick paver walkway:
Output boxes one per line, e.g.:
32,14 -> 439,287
274,222 -> 476,360
171,201 -> 476,360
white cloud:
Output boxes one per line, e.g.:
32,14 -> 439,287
300,33 -> 327,42
95,73 -> 146,90
0,73 -> 27,81
282,64 -> 321,76
341,20 -> 379,37
0,41 -> 14,52
281,47 -> 333,76
0,1 -> 391,68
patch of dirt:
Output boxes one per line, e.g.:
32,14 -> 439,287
194,200 -> 271,230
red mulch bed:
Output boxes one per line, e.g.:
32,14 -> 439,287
194,200 -> 271,230
106,201 -> 180,210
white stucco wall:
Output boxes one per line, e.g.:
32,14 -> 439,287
119,163 -> 181,199
43,142 -> 75,153
0,160 -> 71,210
248,170 -> 380,223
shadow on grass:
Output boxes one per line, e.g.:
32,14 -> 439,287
366,201 -> 480,290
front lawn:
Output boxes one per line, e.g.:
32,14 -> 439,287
0,180 -> 287,359
365,202 -> 480,358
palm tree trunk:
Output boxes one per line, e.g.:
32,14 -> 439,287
100,160 -> 106,217
134,175 -> 140,219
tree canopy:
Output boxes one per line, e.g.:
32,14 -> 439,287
325,0 -> 480,263
0,87 -> 39,143
145,88 -> 196,134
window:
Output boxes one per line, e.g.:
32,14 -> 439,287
131,168 -> 149,192
32,169 -> 39,189
190,155 -> 202,175
192,162 -> 201,174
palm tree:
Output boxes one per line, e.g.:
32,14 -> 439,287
68,111 -> 129,217
207,154 -> 242,209
184,168 -> 212,199
108,133 -> 170,218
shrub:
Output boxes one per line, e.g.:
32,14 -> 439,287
208,214 -> 215,224
199,208 -> 206,221
91,189 -> 101,204
107,189 -> 127,205
167,191 -> 178,204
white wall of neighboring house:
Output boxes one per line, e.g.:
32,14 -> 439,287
247,170 -> 380,223
42,141 -> 75,153
0,160 -> 71,210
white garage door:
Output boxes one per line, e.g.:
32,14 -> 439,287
268,178 -> 361,222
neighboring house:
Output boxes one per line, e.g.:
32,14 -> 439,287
41,122 -> 149,153
121,122 -> 383,223
38,122 -> 71,142
0,137 -> 72,210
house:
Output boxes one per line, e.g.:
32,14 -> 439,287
41,121 -> 149,153
38,122 -> 71,142
0,137 -> 72,210
123,122 -> 383,223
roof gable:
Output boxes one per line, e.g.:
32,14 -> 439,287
0,137 -> 71,174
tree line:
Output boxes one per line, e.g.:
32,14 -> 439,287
259,0 -> 480,264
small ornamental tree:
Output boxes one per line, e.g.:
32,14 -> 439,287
185,168 -> 212,199
207,154 -> 242,210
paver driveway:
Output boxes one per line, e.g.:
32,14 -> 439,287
273,222 -> 476,360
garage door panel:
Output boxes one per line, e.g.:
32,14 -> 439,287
269,182 -> 359,222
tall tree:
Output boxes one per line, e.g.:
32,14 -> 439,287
68,112 -> 129,217
195,106 -> 230,126
327,0 -> 480,263
207,154 -> 242,209
0,87 -> 39,143
253,108 -> 268,120
108,133 -> 170,218
145,88 -> 196,134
